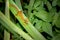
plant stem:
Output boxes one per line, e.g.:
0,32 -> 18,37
0,11 -> 33,40
9,0 -> 46,40
15,0 -> 22,10
4,0 -> 10,40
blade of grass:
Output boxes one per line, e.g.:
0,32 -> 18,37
0,11 -> 33,40
4,0 -> 10,40
15,0 -> 22,10
9,0 -> 46,40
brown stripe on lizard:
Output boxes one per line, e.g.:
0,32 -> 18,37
16,11 -> 29,24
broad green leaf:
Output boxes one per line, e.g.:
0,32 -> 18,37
42,22 -> 53,36
34,10 -> 52,22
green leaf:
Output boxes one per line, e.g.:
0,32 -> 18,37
52,0 -> 57,6
28,0 -> 35,16
54,13 -> 60,28
46,1 -> 52,11
34,10 -> 52,22
33,19 -> 43,32
52,13 -> 58,25
42,22 -> 53,36
29,13 -> 34,23
49,7 -> 56,17
55,28 -> 60,33
52,34 -> 60,40
29,13 -> 43,32
33,0 -> 42,8
12,35 -> 24,40
33,0 -> 44,11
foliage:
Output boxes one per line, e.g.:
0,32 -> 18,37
0,0 -> 60,40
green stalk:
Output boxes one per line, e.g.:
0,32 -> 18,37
15,0 -> 22,10
0,11 -> 33,40
4,0 -> 10,40
9,0 -> 46,40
